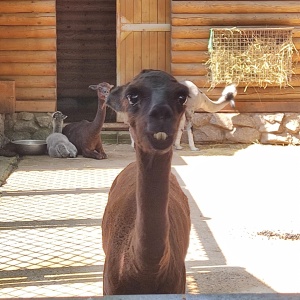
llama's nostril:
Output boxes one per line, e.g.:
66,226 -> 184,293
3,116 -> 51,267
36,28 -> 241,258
149,105 -> 172,120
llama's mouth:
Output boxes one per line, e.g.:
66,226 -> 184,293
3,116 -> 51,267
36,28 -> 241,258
153,132 -> 168,141
148,131 -> 173,150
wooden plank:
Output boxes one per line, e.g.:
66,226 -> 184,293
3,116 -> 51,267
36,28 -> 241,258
141,0 -> 150,70
172,63 -> 300,77
203,87 -> 300,100
0,13 -> 56,26
0,51 -> 56,63
0,63 -> 56,76
0,81 -> 15,113
57,39 -> 114,51
57,49 -> 114,60
57,0 -> 115,12
149,0 -> 158,69
16,100 -> 56,112
172,39 -> 209,51
157,0 -> 166,70
0,26 -> 56,38
172,38 -> 300,53
16,88 -> 56,100
172,26 -> 300,39
172,1 -> 300,14
174,75 -> 300,89
0,76 -> 56,88
232,101 -> 300,113
0,39 -> 56,51
0,1 -> 55,13
172,50 -> 208,63
172,14 -> 300,27
133,0 -> 142,77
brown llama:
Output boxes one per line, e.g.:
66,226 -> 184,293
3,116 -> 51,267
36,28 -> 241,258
102,69 -> 191,295
62,82 -> 114,159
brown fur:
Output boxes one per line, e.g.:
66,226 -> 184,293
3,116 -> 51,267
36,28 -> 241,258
62,82 -> 113,160
102,70 -> 191,295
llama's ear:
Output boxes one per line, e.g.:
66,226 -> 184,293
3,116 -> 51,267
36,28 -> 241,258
89,85 -> 97,90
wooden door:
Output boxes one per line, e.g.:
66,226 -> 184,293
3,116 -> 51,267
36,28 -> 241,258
116,0 -> 171,86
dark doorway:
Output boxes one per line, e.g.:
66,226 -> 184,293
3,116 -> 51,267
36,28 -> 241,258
56,0 -> 116,122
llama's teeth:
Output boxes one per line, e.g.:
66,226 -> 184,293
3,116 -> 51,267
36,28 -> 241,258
154,132 -> 168,140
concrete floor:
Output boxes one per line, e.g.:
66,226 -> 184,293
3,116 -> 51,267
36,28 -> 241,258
0,143 -> 299,298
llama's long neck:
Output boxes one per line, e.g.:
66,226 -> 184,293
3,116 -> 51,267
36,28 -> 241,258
90,98 -> 106,133
53,120 -> 63,133
133,147 -> 172,269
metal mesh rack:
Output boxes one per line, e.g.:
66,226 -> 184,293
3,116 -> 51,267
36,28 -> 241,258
207,27 -> 296,88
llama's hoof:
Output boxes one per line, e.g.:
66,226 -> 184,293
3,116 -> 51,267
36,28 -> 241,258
174,145 -> 183,150
97,152 -> 107,159
190,147 -> 199,151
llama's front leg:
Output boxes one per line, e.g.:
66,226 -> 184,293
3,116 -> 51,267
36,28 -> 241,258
82,146 -> 107,160
174,114 -> 185,150
186,121 -> 199,151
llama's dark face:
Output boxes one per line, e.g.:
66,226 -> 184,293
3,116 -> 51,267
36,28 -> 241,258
107,70 -> 189,152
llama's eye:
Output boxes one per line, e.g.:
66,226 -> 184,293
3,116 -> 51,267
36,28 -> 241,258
127,94 -> 139,106
178,95 -> 188,106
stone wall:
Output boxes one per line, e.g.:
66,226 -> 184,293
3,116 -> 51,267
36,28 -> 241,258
3,112 -> 52,145
187,112 -> 300,145
1,111 -> 300,149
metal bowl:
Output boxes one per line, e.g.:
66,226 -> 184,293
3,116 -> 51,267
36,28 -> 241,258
12,140 -> 47,155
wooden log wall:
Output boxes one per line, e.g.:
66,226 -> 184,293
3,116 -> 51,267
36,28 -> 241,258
171,1 -> 300,113
0,0 -> 56,112
56,0 -> 116,122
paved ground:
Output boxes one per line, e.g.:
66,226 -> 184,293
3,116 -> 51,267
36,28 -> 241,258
0,143 -> 299,298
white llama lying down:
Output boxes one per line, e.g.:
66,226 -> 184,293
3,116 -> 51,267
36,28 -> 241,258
175,81 -> 237,151
46,111 -> 78,158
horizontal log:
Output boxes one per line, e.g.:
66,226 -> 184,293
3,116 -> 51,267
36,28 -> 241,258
16,100 -> 56,112
172,14 -> 300,27
172,39 -> 208,51
0,51 -> 56,63
172,63 -> 300,77
172,1 -> 300,14
0,13 -> 55,26
0,75 -> 56,88
172,26 -> 300,39
0,26 -> 56,38
16,88 -> 56,100
0,1 -> 55,13
232,101 -> 300,113
0,39 -> 56,51
174,75 -> 300,89
203,87 -> 300,100
171,51 -> 209,63
0,63 -> 56,76
172,38 -> 300,52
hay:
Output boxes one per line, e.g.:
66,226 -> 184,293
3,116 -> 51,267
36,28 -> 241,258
206,27 -> 298,90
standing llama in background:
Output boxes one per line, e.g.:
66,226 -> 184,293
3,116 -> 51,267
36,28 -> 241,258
62,82 -> 114,160
46,111 -> 77,158
175,81 -> 237,151
102,69 -> 191,295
